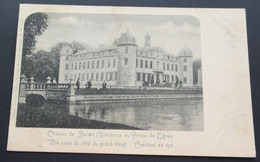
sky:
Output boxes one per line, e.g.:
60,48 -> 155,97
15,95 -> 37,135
35,13 -> 201,59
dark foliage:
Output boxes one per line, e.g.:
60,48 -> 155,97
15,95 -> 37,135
31,50 -> 58,81
193,59 -> 202,84
26,94 -> 45,106
21,40 -> 88,82
21,12 -> 48,77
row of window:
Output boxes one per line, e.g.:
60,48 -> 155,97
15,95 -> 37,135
65,72 -> 117,82
66,59 -> 117,70
65,58 -> 187,72
162,62 -> 179,71
162,63 -> 187,72
136,59 -> 153,69
136,59 -> 180,72
66,60 -> 187,72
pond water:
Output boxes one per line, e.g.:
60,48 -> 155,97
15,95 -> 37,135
17,98 -> 203,131
69,99 -> 204,131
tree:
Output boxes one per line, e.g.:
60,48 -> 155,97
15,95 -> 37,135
29,41 -> 88,82
21,12 -> 48,77
70,41 -> 88,54
32,50 -> 57,81
193,59 -> 202,84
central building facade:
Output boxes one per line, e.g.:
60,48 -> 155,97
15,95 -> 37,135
59,30 -> 193,88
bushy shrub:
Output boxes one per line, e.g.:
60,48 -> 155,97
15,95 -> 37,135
26,94 -> 45,106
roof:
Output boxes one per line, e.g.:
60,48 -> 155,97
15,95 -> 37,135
74,46 -> 117,55
117,29 -> 137,46
178,46 -> 193,57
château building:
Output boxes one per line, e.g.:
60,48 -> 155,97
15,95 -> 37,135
58,30 -> 194,88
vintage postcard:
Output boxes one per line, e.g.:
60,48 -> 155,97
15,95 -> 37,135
7,4 -> 255,157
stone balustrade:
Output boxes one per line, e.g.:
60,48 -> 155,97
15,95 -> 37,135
21,76 -> 69,91
19,74 -> 75,104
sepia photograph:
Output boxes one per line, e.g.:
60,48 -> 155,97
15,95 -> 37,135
16,12 -> 203,131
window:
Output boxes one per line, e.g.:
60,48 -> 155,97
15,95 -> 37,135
183,77 -> 187,84
79,62 -> 82,69
106,73 -> 109,80
96,73 -> 99,81
143,73 -> 146,82
102,60 -> 104,68
175,64 -> 178,71
114,72 -> 117,80
78,74 -> 80,80
108,59 -> 110,68
171,64 -> 174,71
74,74 -> 76,80
66,56 -> 69,61
167,63 -> 169,71
145,60 -> 148,68
136,59 -> 138,68
140,60 -> 143,68
75,63 -> 77,70
184,58 -> 187,62
65,64 -> 69,70
125,47 -> 128,53
91,73 -> 94,80
125,58 -> 128,65
70,74 -> 73,79
172,75 -> 174,82
137,73 -> 140,81
184,65 -> 187,72
71,63 -> 73,70
87,61 -> 90,69
97,60 -> 99,68
83,62 -> 85,69
65,75 -> 68,81
92,60 -> 94,69
150,61 -> 153,69
113,59 -> 116,67
86,73 -> 89,80
163,63 -> 165,70
101,72 -> 104,80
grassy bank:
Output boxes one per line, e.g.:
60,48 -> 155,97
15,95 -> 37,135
16,104 -> 141,130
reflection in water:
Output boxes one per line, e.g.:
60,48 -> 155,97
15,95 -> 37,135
69,99 -> 204,131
